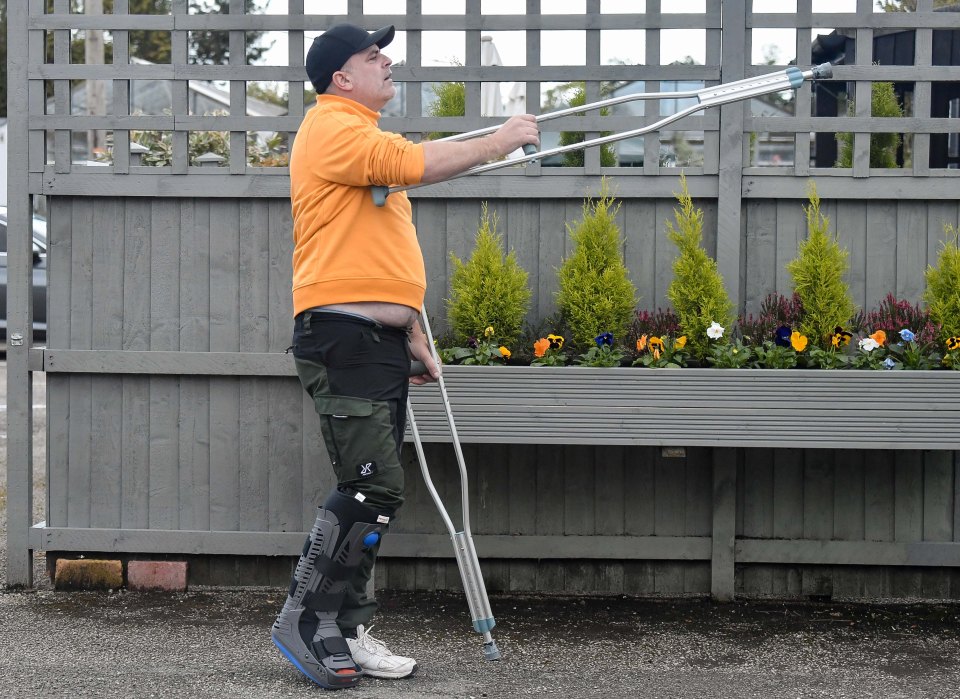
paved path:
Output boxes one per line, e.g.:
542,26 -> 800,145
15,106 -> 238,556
3,360 -> 960,698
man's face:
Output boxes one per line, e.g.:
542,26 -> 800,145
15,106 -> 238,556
338,45 -> 395,111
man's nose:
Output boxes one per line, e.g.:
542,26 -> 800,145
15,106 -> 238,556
383,54 -> 392,68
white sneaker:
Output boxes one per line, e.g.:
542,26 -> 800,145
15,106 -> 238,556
346,624 -> 418,679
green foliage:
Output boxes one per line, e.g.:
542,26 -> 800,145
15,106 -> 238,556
665,173 -> 734,360
707,338 -> 754,368
557,86 -> 617,168
786,182 -> 856,346
836,82 -> 903,168
49,0 -> 269,67
574,345 -> 625,367
96,109 -> 288,166
924,223 -> 960,340
447,204 -> 531,346
426,81 -> 465,140
555,179 -> 637,348
877,0 -> 955,11
752,342 -> 799,369
439,328 -> 508,366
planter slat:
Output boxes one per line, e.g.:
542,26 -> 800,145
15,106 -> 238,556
408,367 -> 960,450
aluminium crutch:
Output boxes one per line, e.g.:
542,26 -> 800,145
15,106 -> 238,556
406,305 -> 501,661
373,62 -> 834,206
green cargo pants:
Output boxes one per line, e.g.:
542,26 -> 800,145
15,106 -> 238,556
291,309 -> 410,632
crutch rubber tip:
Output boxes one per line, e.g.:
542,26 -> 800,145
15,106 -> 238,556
813,62 -> 834,80
371,185 -> 389,207
482,640 -> 501,662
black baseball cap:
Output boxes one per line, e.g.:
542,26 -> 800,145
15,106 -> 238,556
306,23 -> 395,94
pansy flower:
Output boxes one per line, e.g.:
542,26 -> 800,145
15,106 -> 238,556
870,330 -> 887,346
883,357 -> 896,369
533,338 -> 550,358
467,336 -> 478,349
899,328 -> 916,343
947,336 -> 960,351
499,346 -> 511,360
707,321 -> 724,340
649,336 -> 665,353
774,325 -> 792,348
595,332 -> 614,347
636,334 -> 648,352
547,333 -> 565,350
484,326 -> 495,338
832,327 -> 853,347
858,337 -> 879,352
675,336 -> 688,349
790,331 -> 808,352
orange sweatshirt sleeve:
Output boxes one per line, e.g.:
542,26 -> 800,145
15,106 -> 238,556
309,108 -> 425,188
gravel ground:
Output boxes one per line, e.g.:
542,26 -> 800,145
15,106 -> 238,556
4,362 -> 960,698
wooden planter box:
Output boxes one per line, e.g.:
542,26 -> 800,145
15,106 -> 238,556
408,366 -> 960,451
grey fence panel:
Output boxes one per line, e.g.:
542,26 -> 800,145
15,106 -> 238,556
9,2 -> 960,596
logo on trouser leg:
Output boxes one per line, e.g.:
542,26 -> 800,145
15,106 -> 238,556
357,461 -> 378,478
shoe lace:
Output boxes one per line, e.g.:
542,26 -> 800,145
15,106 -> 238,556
356,624 -> 391,656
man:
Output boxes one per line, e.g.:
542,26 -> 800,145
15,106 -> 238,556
271,23 -> 538,690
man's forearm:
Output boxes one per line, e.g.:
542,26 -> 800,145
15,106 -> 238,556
420,137 -> 502,184
419,114 -> 538,184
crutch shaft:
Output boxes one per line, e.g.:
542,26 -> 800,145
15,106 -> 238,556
371,63 -> 833,206
405,308 -> 500,661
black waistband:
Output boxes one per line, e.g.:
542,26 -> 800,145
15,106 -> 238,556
296,309 -> 411,336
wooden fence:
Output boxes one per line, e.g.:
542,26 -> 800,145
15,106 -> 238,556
6,0 -> 960,599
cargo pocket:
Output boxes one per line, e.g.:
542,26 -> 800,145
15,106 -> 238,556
312,394 -> 396,486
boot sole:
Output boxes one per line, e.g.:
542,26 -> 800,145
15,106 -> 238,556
272,635 -> 362,689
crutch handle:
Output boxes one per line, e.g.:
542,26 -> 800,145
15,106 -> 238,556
522,144 -> 538,156
409,359 -> 427,376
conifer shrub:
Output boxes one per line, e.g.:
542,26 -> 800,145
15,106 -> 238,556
786,182 -> 856,346
836,81 -> 903,168
558,86 -> 617,168
924,223 -> 960,340
447,203 -> 531,346
665,173 -> 734,360
427,80 -> 465,140
556,178 -> 637,348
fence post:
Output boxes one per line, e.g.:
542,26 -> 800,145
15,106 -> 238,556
711,448 -> 738,601
717,0 -> 747,314
5,0 -> 35,589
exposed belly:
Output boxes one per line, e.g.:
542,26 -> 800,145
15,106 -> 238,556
319,301 -> 418,330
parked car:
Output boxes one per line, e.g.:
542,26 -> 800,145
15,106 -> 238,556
0,205 -> 48,344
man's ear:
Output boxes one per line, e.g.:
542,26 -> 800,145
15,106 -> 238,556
332,70 -> 351,91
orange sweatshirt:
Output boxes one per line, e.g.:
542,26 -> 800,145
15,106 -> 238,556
290,95 -> 426,317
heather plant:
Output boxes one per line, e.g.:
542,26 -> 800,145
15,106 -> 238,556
786,182 -> 856,346
738,293 -> 805,346
447,204 -> 531,347
852,293 -> 940,345
924,223 -> 960,341
629,308 -> 681,346
556,178 -> 637,348
666,174 -> 735,360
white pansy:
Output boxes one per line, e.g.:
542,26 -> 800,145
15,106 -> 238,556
706,321 -> 725,340
858,337 -> 879,352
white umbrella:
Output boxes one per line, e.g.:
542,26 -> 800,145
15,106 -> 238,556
480,36 -> 504,117
503,80 -> 527,116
